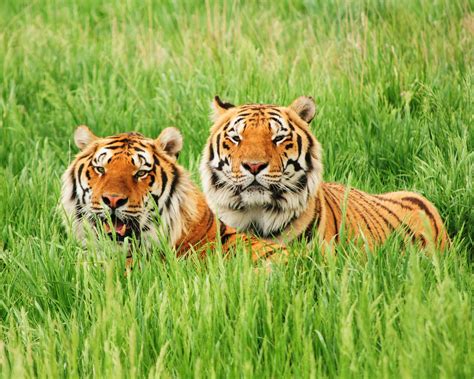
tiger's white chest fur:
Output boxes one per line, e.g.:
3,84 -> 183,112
201,162 -> 321,238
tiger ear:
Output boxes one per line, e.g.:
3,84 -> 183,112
288,96 -> 317,123
156,127 -> 183,159
211,96 -> 235,121
74,125 -> 98,150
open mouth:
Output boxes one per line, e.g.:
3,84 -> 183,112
97,215 -> 139,242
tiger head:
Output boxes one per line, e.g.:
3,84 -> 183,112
200,96 -> 323,237
61,126 -> 196,245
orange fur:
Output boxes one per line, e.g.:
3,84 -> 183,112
61,126 -> 286,264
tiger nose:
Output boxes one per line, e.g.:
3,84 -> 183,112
242,161 -> 269,175
102,193 -> 128,209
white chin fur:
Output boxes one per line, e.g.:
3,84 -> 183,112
200,165 -> 321,237
199,136 -> 323,237
240,189 -> 273,206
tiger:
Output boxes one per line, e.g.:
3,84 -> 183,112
61,125 -> 287,264
199,95 -> 450,251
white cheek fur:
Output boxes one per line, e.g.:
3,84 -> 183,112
199,137 -> 323,237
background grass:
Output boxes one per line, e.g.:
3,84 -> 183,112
0,0 -> 472,377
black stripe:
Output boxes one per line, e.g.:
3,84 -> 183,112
252,245 -> 276,260
350,193 -> 384,241
402,196 -> 439,240
148,173 -> 155,187
137,154 -> 152,167
374,196 -> 415,210
303,198 -> 321,242
151,195 -> 162,214
268,112 -> 282,117
153,154 -> 161,167
134,141 -> 148,149
77,163 -> 87,204
220,232 -> 236,246
300,128 -> 314,149
331,186 -> 384,241
367,195 -> 421,243
322,187 -> 339,242
111,138 -> 131,144
222,142 -> 230,150
286,159 -> 302,171
219,222 -> 236,246
326,186 -> 376,242
210,172 -> 224,188
233,116 -> 245,124
165,167 -> 179,209
208,144 -> 214,161
101,144 -> 124,150
304,151 -> 313,170
270,117 -> 283,127
215,134 -> 221,158
367,195 -> 404,225
296,135 -> 302,157
160,169 -> 168,196
70,168 -> 77,201
351,190 -> 395,232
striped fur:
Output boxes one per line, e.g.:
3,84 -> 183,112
200,96 -> 449,250
61,126 -> 286,263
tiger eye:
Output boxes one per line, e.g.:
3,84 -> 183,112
230,135 -> 240,144
95,166 -> 105,174
135,170 -> 147,178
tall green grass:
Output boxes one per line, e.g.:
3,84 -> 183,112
0,0 -> 472,377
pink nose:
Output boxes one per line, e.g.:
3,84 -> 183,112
242,161 -> 268,175
102,193 -> 128,209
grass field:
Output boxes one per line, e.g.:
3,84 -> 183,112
0,0 -> 472,377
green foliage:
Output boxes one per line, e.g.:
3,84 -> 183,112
0,0 -> 472,377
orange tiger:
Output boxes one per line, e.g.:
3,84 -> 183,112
61,126 -> 286,263
200,96 -> 449,250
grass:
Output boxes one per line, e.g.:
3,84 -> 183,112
0,0 -> 472,377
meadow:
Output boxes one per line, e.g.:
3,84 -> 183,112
0,0 -> 472,377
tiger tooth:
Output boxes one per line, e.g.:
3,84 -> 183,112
120,224 -> 126,236
104,223 -> 111,233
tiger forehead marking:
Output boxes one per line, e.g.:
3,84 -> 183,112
222,109 -> 285,164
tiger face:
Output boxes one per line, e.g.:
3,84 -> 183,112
200,96 -> 323,237
61,126 -> 188,245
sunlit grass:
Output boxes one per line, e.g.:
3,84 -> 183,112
0,0 -> 472,377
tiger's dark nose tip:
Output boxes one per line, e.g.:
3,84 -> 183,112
242,161 -> 268,175
102,194 -> 128,209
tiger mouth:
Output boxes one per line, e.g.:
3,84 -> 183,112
97,215 -> 140,242
243,179 -> 267,191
